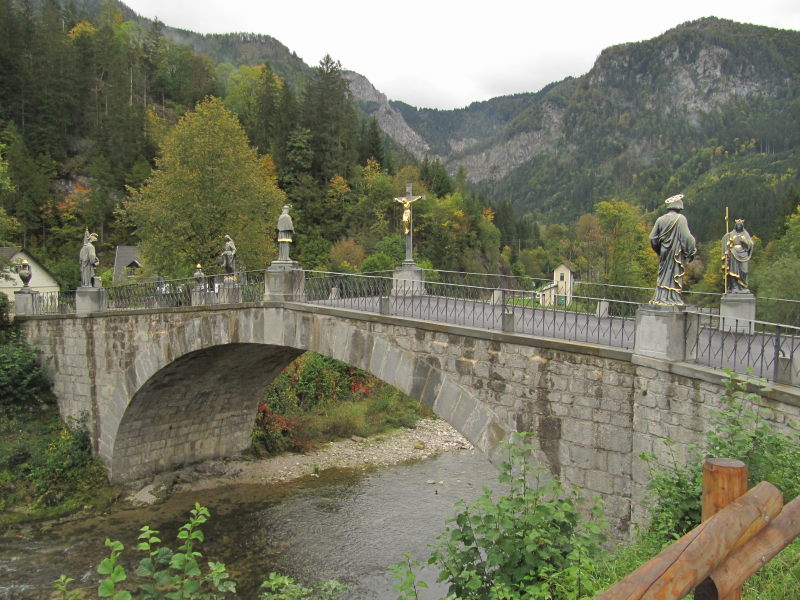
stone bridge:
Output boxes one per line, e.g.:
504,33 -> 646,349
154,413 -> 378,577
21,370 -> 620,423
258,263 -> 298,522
19,300 -> 800,534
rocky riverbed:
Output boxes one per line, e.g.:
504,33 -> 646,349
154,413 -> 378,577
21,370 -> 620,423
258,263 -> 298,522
128,418 -> 473,505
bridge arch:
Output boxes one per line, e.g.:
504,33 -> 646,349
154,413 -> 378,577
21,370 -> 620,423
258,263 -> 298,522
22,305 -> 511,481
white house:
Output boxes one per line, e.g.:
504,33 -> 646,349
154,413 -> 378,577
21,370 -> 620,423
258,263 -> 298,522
0,247 -> 60,303
537,263 -> 574,307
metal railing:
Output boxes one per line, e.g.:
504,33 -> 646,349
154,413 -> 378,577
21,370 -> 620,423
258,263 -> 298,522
301,271 -> 637,349
31,290 -> 76,315
686,309 -> 800,384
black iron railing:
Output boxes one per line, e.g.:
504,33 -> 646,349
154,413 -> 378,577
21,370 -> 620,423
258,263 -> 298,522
685,310 -> 800,384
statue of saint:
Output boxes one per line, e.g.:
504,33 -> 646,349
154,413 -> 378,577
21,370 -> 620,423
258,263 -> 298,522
79,228 -> 100,287
277,205 -> 294,262
722,219 -> 753,293
648,194 -> 696,305
221,235 -> 236,275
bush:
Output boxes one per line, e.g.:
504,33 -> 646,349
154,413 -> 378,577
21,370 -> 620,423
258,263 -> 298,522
254,353 -> 428,456
393,433 -> 607,600
641,370 -> 800,540
0,333 -> 51,413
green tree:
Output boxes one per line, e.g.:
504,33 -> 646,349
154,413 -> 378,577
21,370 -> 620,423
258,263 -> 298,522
358,117 -> 384,167
593,199 -> 656,287
125,97 -> 285,278
301,55 -> 358,185
0,141 -> 12,194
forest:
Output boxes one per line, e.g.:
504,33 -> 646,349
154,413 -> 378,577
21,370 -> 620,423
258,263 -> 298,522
0,1 -> 799,304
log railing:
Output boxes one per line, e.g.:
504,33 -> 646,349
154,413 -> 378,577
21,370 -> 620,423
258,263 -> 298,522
596,458 -> 800,600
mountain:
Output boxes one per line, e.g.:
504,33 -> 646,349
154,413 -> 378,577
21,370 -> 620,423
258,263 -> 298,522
39,2 -> 800,242
352,17 -> 800,243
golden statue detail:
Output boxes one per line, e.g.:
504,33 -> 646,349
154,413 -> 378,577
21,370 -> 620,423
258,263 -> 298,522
394,184 -> 422,236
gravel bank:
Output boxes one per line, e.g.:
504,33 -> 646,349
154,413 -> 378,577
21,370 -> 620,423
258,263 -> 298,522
129,418 -> 472,504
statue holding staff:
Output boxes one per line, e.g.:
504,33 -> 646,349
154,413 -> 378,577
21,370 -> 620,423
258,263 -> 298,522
722,218 -> 753,293
79,228 -> 100,287
648,194 -> 696,306
221,234 -> 236,275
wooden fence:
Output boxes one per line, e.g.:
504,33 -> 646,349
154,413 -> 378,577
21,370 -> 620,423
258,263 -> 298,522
596,458 -> 800,600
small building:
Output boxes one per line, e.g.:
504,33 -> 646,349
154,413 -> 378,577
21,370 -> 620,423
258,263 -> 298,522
0,247 -> 60,302
537,263 -> 574,307
113,245 -> 142,283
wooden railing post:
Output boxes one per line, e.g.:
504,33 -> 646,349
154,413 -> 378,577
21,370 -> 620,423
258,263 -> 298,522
696,458 -> 748,600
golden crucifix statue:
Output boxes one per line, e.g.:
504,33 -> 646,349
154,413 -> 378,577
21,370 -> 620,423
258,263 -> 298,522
394,183 -> 422,236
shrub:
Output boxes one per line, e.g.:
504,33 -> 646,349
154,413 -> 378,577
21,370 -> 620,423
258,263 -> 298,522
394,433 -> 607,600
641,370 -> 800,540
0,332 -> 51,413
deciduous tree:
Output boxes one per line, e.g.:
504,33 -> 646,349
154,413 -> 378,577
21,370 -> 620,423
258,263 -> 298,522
125,97 -> 285,278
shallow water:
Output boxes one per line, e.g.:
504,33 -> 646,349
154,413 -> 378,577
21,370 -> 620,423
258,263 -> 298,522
0,449 -> 498,599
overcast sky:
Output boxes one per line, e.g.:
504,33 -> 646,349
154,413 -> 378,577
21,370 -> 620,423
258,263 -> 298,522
121,0 -> 800,110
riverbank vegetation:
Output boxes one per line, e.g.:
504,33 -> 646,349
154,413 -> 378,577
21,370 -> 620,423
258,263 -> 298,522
0,296 -> 114,530
252,352 -> 431,456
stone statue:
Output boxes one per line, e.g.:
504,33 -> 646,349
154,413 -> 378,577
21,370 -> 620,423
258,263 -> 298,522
722,219 -> 753,293
277,205 -> 294,262
648,194 -> 696,306
193,264 -> 205,290
221,235 -> 236,275
79,228 -> 100,287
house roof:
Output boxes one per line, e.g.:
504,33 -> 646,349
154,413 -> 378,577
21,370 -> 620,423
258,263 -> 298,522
0,247 -> 20,260
113,245 -> 142,282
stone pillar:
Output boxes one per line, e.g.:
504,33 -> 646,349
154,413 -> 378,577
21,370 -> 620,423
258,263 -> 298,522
191,288 -> 219,306
720,292 -> 756,333
391,264 -> 425,296
633,304 -> 687,362
264,261 -> 304,301
13,290 -> 39,316
76,287 -> 105,314
502,309 -> 515,333
776,355 -> 799,387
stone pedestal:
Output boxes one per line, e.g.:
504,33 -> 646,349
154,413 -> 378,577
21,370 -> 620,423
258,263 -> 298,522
13,290 -> 39,316
191,288 -> 219,306
76,286 -> 105,314
720,292 -> 756,333
776,355 -> 799,387
391,264 -> 425,296
633,304 -> 687,361
379,296 -> 391,315
502,309 -> 515,333
264,262 -> 304,301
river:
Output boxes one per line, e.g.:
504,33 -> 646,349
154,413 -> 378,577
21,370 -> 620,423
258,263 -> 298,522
0,449 -> 499,599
